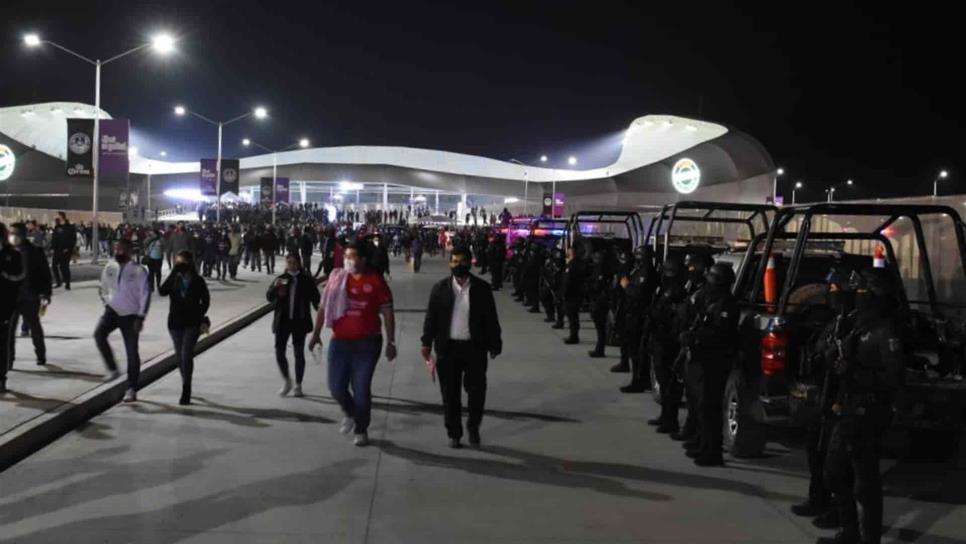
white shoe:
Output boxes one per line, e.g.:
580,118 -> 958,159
123,389 -> 137,403
278,379 -> 292,397
340,417 -> 355,435
104,370 -> 121,381
292,384 -> 304,397
353,433 -> 369,447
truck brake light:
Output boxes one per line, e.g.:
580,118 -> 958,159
760,330 -> 787,376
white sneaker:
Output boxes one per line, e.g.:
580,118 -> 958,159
278,379 -> 292,397
123,389 -> 137,403
340,417 -> 355,435
104,370 -> 121,381
292,384 -> 304,397
353,433 -> 369,447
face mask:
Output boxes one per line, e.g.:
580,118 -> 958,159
452,263 -> 471,278
345,259 -> 359,274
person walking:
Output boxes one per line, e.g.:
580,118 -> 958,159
158,251 -> 210,405
8,223 -> 52,366
0,223 -> 26,394
261,227 -> 277,275
95,239 -> 151,402
420,247 -> 502,449
169,222 -> 192,269
269,253 -> 321,397
228,225 -> 242,279
144,229 -> 164,291
50,212 -> 76,290
411,233 -> 424,273
309,241 -> 396,447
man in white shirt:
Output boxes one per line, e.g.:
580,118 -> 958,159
421,247 -> 502,449
95,239 -> 151,402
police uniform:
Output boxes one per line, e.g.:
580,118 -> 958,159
646,257 -> 687,432
619,247 -> 658,393
587,252 -> 613,358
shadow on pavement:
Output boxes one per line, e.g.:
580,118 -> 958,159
301,394 -> 580,424
124,398 -> 335,428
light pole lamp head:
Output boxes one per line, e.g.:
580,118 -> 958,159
567,156 -> 577,166
152,33 -> 176,54
846,179 -> 854,186
795,181 -> 803,189
253,107 -> 268,119
940,170 -> 949,179
242,138 -> 252,146
23,33 -> 41,47
174,105 -> 186,116
299,138 -> 310,148
540,155 -> 548,163
777,168 -> 785,176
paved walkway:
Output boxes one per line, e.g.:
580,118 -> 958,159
1,256 -> 964,543
0,260 -> 277,441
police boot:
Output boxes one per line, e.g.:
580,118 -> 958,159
815,529 -> 859,544
588,349 -> 606,358
812,505 -> 841,529
620,358 -> 646,393
610,360 -> 630,372
791,498 -> 829,517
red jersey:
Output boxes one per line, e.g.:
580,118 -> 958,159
332,272 -> 393,340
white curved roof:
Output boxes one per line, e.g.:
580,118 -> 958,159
1,102 -> 729,182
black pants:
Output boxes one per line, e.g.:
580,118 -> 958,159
436,341 -> 488,440
621,316 -> 644,380
824,415 -> 885,542
94,307 -> 142,391
565,299 -> 580,340
681,361 -> 703,439
804,418 -> 831,507
490,263 -> 503,289
250,249 -> 262,271
264,252 -> 276,275
540,286 -> 556,321
53,252 -> 71,288
413,253 -> 423,273
590,302 -> 608,353
0,314 -> 15,384
12,298 -> 46,362
301,251 -> 312,273
697,365 -> 728,460
170,326 -> 201,389
228,255 -> 240,278
147,258 -> 163,290
275,327 -> 307,384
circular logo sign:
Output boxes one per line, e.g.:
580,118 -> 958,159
0,144 -> 15,181
68,132 -> 92,155
543,197 -> 552,206
223,168 -> 238,183
671,158 -> 701,194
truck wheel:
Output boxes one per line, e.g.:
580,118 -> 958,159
723,369 -> 766,458
649,356 -> 662,405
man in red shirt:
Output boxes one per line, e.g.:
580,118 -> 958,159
310,241 -> 396,447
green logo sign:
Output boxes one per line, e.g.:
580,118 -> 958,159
672,158 -> 700,194
0,144 -> 15,181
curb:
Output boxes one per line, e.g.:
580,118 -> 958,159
0,301 -> 274,473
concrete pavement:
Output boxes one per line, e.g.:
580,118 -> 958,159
1,256 -> 964,543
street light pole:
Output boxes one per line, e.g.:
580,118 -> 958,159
242,137 -> 307,225
934,170 -> 949,197
25,32 -> 175,262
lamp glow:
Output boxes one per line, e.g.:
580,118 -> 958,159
242,138 -> 251,146
174,105 -> 186,116
940,170 -> 949,179
540,155 -> 548,163
795,181 -> 803,189
23,34 -> 41,47
253,107 -> 268,119
152,33 -> 175,54
777,168 -> 784,176
299,138 -> 310,148
339,181 -> 363,191
568,156 -> 577,166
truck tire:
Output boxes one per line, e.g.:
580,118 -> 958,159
650,356 -> 662,405
723,369 -> 766,458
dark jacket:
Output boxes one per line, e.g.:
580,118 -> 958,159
18,241 -> 53,300
266,270 -> 320,334
421,274 -> 502,357
158,271 -> 211,329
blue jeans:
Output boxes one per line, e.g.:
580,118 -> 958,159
327,335 -> 381,434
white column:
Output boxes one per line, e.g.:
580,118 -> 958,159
435,190 -> 439,215
301,181 -> 307,204
383,183 -> 388,210
215,122 -> 223,222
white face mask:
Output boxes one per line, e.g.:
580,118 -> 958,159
345,258 -> 359,274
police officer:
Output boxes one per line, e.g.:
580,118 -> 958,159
791,269 -> 852,525
540,248 -> 562,324
523,242 -> 544,313
646,256 -> 688,432
487,234 -> 506,290
511,239 -> 527,301
50,212 -> 76,290
671,252 -> 713,444
0,223 -> 26,393
587,251 -> 613,358
609,248 -> 633,373
679,262 -> 738,466
561,247 -> 587,345
618,246 -> 658,393
819,268 -> 903,544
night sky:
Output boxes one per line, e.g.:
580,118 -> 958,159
1,1 -> 960,201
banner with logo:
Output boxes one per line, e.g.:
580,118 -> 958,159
552,192 -> 566,218
260,177 -> 274,206
98,118 -> 130,183
0,144 -> 16,182
200,159 -> 218,196
541,192 -> 553,217
275,177 -> 290,205
219,159 -> 240,196
66,118 -> 94,177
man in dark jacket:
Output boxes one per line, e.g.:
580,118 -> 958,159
9,223 -> 53,366
261,227 -> 278,275
421,247 -> 502,449
267,253 -> 321,397
1,223 -> 26,393
158,251 -> 211,405
300,227 -> 315,272
51,212 -> 76,290
561,247 -> 587,344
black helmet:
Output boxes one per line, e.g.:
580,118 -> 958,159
684,252 -> 712,274
848,268 -> 894,298
591,251 -> 604,265
706,262 -> 736,288
633,245 -> 653,263
662,256 -> 684,278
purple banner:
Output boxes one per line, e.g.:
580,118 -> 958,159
552,192 -> 565,218
98,118 -> 129,182
200,159 -> 218,196
275,177 -> 290,205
